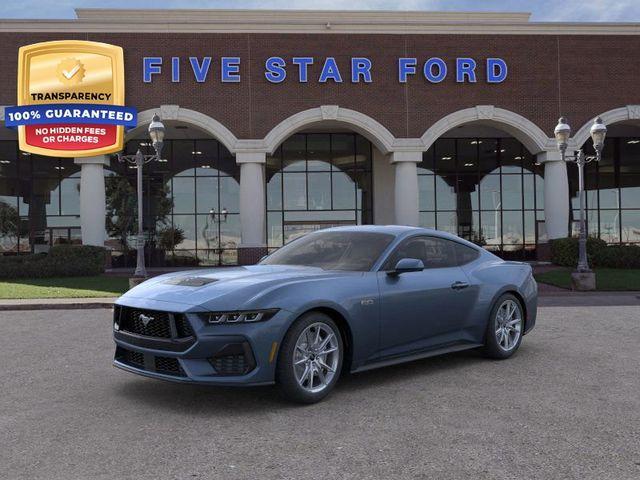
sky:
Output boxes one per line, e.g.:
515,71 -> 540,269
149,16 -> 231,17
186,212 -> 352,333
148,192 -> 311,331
0,0 -> 639,22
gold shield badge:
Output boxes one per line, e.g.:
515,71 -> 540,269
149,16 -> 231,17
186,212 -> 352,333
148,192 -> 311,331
15,40 -> 126,157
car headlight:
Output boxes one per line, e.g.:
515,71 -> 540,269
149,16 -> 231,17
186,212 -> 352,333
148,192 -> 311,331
198,309 -> 280,324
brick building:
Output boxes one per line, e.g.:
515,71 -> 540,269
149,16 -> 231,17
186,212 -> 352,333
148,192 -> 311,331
0,9 -> 639,266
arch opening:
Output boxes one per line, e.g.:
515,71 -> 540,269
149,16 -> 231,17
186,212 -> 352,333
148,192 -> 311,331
109,119 -> 241,268
263,107 -> 396,155
265,127 -> 375,250
569,119 -> 640,246
418,122 -> 546,260
0,126 -> 87,254
421,106 -> 552,155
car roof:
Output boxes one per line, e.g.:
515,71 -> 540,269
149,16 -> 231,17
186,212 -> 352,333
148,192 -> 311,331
319,225 -> 420,235
318,225 -> 485,250
319,225 -> 452,238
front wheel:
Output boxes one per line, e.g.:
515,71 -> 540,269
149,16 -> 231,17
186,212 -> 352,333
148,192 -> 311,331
276,312 -> 343,404
482,294 -> 524,359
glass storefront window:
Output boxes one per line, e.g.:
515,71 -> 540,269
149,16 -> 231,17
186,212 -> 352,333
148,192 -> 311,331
621,210 -> 640,243
435,176 -> 456,210
332,172 -> 356,210
308,172 -> 332,209
419,137 -> 543,258
195,177 -> 219,214
502,175 -> 523,210
107,138 -> 240,267
620,175 -> 640,209
266,133 -> 373,248
479,175 -> 501,211
569,137 -> 640,245
0,147 -> 85,252
418,174 -> 435,211
283,173 -> 307,210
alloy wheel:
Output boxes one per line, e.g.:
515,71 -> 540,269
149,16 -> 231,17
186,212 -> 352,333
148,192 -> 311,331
494,299 -> 523,351
293,322 -> 340,393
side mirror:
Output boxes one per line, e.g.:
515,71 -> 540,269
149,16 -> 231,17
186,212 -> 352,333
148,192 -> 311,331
388,258 -> 424,275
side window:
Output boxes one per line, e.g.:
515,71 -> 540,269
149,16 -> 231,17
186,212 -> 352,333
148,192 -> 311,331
382,236 -> 457,270
453,242 -> 480,266
421,237 -> 457,269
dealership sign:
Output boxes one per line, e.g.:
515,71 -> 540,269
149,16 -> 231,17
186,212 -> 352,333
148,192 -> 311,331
5,40 -> 136,157
142,56 -> 508,84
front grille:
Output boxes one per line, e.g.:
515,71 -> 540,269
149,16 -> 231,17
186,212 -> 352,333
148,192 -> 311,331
155,356 -> 185,376
209,354 -> 248,376
115,346 -> 144,368
175,315 -> 194,337
124,348 -> 144,368
115,306 -> 194,340
118,307 -> 171,338
115,347 -> 186,378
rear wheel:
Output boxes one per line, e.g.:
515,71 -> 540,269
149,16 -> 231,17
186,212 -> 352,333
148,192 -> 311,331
482,294 -> 524,359
276,312 -> 343,404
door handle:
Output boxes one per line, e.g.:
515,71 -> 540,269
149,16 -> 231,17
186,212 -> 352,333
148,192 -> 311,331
451,281 -> 469,290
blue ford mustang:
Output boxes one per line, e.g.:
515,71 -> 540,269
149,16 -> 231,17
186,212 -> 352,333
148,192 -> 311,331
113,226 -> 537,403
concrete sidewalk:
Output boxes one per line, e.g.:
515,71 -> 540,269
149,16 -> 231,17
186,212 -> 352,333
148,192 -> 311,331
538,291 -> 640,307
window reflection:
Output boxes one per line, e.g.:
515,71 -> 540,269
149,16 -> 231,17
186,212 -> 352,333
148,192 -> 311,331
266,133 -> 373,248
109,138 -> 240,267
0,146 -> 83,253
569,137 -> 640,245
419,137 -> 543,259
621,210 -> 640,243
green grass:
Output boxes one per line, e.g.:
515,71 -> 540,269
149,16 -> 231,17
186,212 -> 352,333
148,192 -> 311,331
535,268 -> 640,291
0,275 -> 130,299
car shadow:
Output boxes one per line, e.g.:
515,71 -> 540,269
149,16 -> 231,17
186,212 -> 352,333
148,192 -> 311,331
113,347 -> 519,413
338,348 -> 485,391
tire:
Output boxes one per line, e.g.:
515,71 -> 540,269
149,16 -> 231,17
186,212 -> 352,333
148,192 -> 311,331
482,293 -> 525,360
276,312 -> 344,404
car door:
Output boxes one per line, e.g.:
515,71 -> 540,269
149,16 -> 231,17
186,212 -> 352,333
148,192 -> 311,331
376,235 -> 476,358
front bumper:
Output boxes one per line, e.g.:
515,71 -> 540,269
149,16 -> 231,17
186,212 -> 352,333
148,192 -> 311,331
112,300 -> 291,386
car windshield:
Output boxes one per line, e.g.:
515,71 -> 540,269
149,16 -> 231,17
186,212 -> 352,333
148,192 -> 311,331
260,231 -> 395,271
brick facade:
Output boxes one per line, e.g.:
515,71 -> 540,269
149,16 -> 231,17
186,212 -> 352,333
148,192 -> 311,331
0,32 -> 638,140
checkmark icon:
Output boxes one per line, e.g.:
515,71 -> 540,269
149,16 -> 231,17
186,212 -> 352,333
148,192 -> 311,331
62,64 -> 80,79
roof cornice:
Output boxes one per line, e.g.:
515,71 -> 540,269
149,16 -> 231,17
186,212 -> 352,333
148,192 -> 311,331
0,9 -> 638,35
73,9 -> 533,24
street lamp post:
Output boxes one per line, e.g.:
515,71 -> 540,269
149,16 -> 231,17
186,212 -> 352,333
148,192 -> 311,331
553,116 -> 607,284
117,114 -> 166,278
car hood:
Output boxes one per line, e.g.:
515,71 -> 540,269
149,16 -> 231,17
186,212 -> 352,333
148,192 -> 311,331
117,265 -> 358,310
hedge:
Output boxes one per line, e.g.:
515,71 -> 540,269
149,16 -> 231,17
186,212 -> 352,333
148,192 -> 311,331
0,245 -> 107,279
550,237 -> 640,268
593,244 -> 640,269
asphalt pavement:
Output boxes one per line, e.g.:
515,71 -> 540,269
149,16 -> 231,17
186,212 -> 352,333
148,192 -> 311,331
1,305 -> 639,480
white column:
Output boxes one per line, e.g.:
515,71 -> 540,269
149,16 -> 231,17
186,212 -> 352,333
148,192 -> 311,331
74,156 -> 109,246
372,146 -> 395,224
391,151 -> 421,226
539,151 -> 569,239
237,152 -> 266,248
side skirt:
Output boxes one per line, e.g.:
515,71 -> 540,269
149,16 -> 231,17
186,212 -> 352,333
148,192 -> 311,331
351,342 -> 484,374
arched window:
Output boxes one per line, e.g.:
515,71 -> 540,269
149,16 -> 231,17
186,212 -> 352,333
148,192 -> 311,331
0,140 -> 82,253
418,137 -> 544,260
569,136 -> 640,244
109,138 -> 240,267
266,133 -> 373,250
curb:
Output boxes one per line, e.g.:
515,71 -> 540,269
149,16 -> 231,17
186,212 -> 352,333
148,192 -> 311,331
0,300 -> 115,311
